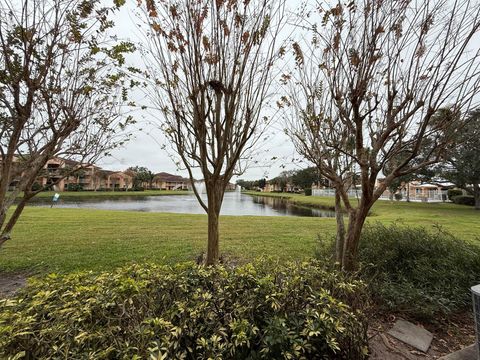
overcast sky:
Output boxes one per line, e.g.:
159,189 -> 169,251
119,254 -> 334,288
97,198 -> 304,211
96,2 -> 302,181
97,1 -> 480,181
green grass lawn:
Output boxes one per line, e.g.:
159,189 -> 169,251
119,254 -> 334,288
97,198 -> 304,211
0,192 -> 478,274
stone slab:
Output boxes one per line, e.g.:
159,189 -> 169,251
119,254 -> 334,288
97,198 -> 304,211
387,319 -> 433,353
439,345 -> 478,360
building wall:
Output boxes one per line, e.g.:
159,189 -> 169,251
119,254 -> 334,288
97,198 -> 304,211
152,179 -> 189,190
9,156 -> 189,192
37,160 -> 103,191
36,159 -> 136,191
105,173 -> 133,190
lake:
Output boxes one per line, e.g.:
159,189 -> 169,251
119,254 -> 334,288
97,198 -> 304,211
30,192 -> 334,217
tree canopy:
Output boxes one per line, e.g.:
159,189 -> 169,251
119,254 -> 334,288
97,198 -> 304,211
0,0 -> 135,245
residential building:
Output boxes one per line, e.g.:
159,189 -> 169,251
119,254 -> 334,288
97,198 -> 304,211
401,181 -> 453,201
375,178 -> 454,202
38,157 -> 83,191
263,181 -> 302,193
263,182 -> 281,192
226,183 -> 237,191
3,155 -> 197,192
36,158 -> 134,191
152,172 -> 191,190
93,170 -> 134,191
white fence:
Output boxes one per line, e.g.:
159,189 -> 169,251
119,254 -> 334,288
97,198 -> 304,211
312,189 -> 360,198
312,189 -> 449,202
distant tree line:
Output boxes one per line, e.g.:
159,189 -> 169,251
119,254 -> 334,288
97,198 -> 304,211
237,167 -> 329,192
126,166 -> 155,190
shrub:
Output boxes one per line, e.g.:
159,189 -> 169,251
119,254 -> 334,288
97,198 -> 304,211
304,187 -> 312,196
30,182 -> 42,192
358,223 -> 480,320
452,195 -> 475,206
132,186 -> 145,191
394,193 -> 403,201
66,183 -> 83,191
447,189 -> 463,201
0,260 -> 369,359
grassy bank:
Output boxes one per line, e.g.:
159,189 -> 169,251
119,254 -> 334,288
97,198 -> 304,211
31,190 -> 191,199
0,192 -> 478,274
244,191 -> 480,241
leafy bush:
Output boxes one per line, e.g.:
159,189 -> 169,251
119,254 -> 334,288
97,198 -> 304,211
66,183 -> 83,191
447,189 -> 463,201
0,260 -> 369,359
394,193 -> 403,201
452,195 -> 475,206
304,187 -> 312,196
132,186 -> 145,191
358,223 -> 480,320
30,182 -> 42,192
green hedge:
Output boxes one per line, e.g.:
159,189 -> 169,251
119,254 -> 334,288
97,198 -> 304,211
452,195 -> 475,206
447,189 -> 463,201
358,223 -> 480,320
66,183 -> 83,191
0,260 -> 368,359
31,182 -> 42,192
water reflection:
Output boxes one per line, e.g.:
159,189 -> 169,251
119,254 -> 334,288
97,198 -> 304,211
29,192 -> 335,218
249,196 -> 334,217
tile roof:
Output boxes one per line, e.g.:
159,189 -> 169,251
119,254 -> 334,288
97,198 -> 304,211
154,172 -> 190,182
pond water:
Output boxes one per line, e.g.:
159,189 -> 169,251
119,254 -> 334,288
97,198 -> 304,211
29,192 -> 334,217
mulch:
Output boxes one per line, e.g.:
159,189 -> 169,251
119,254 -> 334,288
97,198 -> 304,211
369,312 -> 475,359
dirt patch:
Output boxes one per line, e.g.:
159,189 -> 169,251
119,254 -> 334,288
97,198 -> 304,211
0,272 -> 27,298
369,312 -> 475,359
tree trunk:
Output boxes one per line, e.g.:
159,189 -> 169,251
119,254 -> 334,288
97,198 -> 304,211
474,184 -> 480,210
205,184 -> 224,265
342,205 -> 369,271
0,207 -> 8,235
0,187 -> 22,236
0,197 -> 28,247
334,189 -> 345,266
206,205 -> 220,265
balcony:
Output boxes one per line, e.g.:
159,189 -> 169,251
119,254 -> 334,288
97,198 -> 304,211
46,172 -> 63,178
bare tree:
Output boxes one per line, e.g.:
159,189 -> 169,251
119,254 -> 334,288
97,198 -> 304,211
0,0 -> 135,246
140,0 -> 286,265
284,79 -> 354,266
287,0 -> 480,270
